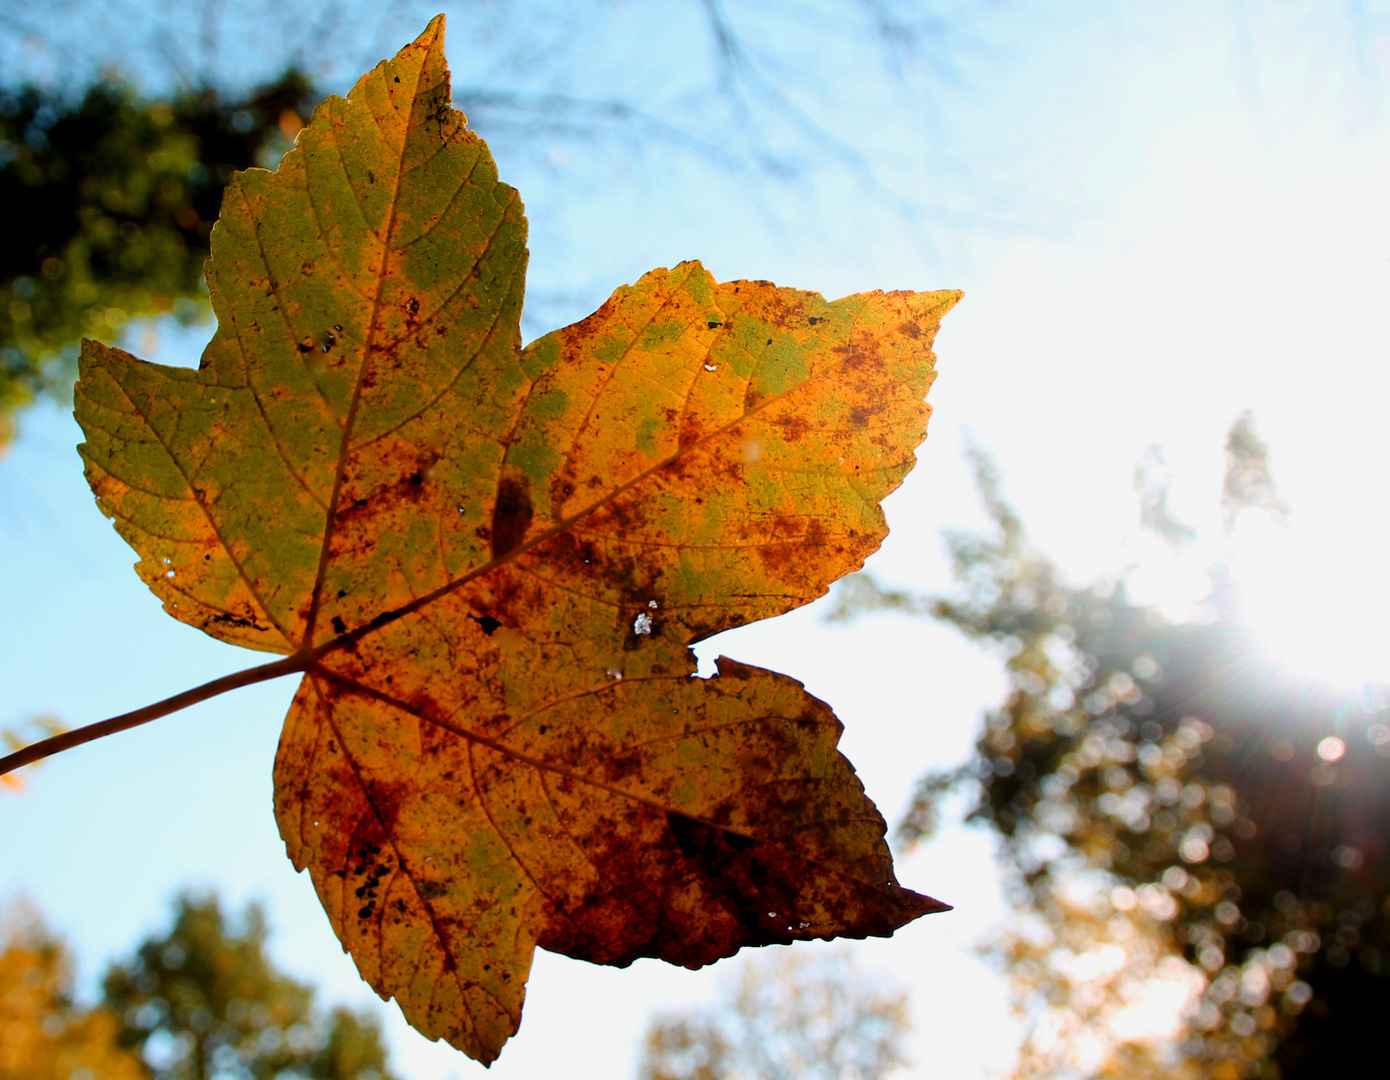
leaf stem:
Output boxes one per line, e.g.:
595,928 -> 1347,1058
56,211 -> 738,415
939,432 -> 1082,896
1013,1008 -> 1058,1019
0,654 -> 308,778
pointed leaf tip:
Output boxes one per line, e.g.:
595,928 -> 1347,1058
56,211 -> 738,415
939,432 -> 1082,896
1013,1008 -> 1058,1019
417,12 -> 446,48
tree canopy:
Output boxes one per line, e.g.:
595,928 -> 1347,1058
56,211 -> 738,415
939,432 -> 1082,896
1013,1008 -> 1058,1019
103,893 -> 397,1080
0,68 -> 318,446
0,894 -> 396,1080
0,903 -> 146,1080
639,947 -> 911,1080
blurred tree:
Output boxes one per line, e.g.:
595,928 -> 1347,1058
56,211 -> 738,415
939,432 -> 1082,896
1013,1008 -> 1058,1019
638,948 -> 911,1080
102,893 -> 397,1080
0,69 -> 316,447
1221,411 -> 1288,535
0,901 -> 147,1080
1134,444 -> 1197,549
834,425 -> 1390,1078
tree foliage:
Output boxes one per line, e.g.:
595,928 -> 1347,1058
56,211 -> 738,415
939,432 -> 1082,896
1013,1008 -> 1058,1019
0,896 -> 396,1080
103,894 -> 396,1080
639,947 -> 911,1080
0,903 -> 146,1080
839,427 -> 1390,1078
0,67 -> 318,446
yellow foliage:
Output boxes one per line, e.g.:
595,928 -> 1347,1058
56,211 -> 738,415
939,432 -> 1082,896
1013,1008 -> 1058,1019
0,903 -> 145,1080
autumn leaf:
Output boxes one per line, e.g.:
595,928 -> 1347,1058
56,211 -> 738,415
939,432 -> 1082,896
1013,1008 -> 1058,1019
73,15 -> 960,1065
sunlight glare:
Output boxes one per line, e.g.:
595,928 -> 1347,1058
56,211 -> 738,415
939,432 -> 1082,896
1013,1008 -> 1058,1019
1231,518 -> 1390,690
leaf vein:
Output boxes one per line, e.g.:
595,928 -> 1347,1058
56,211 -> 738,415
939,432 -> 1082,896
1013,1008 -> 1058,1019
104,365 -> 293,645
302,48 -> 433,647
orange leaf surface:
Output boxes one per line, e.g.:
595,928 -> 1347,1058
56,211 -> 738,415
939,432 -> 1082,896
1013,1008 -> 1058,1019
74,16 -> 960,1064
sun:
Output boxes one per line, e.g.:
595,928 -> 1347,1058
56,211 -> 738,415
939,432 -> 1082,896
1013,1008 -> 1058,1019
1229,524 -> 1390,691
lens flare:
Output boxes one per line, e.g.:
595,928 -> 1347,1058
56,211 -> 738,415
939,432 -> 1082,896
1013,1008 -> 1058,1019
1229,526 -> 1390,691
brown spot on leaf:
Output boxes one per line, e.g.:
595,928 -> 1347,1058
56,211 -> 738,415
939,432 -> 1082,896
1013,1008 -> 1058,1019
491,468 -> 533,558
779,414 -> 810,441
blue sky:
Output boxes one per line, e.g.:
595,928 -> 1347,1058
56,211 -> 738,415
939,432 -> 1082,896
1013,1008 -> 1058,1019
4,2 -> 1390,1077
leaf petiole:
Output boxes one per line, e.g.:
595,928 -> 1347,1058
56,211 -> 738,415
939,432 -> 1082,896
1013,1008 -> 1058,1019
0,653 -> 309,778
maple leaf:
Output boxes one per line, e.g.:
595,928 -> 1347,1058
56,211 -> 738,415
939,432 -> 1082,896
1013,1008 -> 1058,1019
72,16 -> 960,1065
